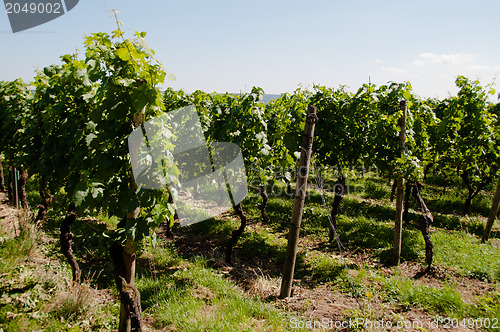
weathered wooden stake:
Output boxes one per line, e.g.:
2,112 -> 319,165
391,100 -> 406,266
482,179 -> 500,243
412,182 -> 434,270
60,203 -> 80,284
279,105 -> 317,299
0,156 -> 4,192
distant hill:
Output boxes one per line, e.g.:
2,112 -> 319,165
233,93 -> 282,104
262,94 -> 282,104
161,90 -> 283,104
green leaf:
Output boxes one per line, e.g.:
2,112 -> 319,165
403,90 -> 411,101
116,47 -> 131,61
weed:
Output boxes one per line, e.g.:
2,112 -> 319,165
300,251 -> 344,284
361,178 -> 391,200
49,282 -> 96,321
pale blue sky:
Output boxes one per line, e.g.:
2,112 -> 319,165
1,0 -> 500,99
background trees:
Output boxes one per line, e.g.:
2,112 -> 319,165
434,76 -> 499,215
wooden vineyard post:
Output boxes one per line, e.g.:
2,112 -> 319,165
482,179 -> 500,243
13,168 -> 19,208
392,100 -> 406,266
279,105 -> 318,299
0,156 -> 4,192
412,182 -> 434,270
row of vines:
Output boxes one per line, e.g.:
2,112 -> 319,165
1,26 -> 500,331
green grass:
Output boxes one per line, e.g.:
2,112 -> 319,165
137,244 -> 298,331
0,216 -> 37,273
299,251 -> 346,284
240,226 -> 287,260
2,170 -> 500,331
359,177 -> 392,200
432,230 -> 500,281
378,273 -> 500,331
238,172 -> 498,273
0,201 -> 303,331
431,213 -> 488,237
381,274 -> 466,316
334,214 -> 425,263
184,215 -> 236,238
233,173 -> 500,329
0,212 -> 120,331
230,201 -> 500,329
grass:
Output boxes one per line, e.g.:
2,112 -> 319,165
137,238 -> 302,331
431,213 -> 488,236
381,274 -> 467,316
50,283 -> 102,321
432,230 -> 500,281
232,172 -> 500,329
240,226 -> 287,261
0,213 -> 37,273
2,168 -> 500,331
378,272 -> 500,330
359,177 -> 392,200
334,214 -> 425,263
137,254 -> 294,331
0,209 -> 119,331
0,192 -> 303,331
299,251 -> 346,285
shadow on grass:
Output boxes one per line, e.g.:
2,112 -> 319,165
294,252 -> 346,286
70,219 -> 115,289
359,177 -> 391,200
340,197 -> 395,223
179,215 -> 235,238
336,216 -> 425,264
431,213 -> 493,238
237,229 -> 288,274
261,197 -> 293,233
422,187 -> 492,217
425,196 -> 467,216
262,191 -> 397,235
137,268 -> 197,311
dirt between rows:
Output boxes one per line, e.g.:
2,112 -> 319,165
0,193 -> 21,238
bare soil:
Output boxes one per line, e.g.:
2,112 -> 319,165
0,192 -> 21,238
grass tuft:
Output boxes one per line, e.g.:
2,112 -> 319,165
49,282 -> 96,321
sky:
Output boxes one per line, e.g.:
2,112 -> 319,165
1,0 -> 500,99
